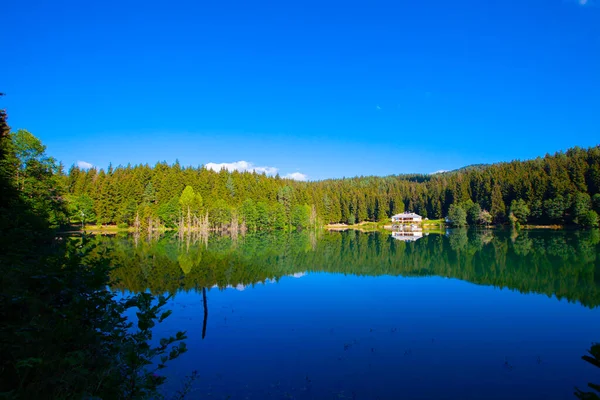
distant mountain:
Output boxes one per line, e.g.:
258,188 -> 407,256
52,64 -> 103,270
431,163 -> 490,175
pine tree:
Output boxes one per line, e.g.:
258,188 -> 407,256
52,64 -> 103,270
491,184 -> 506,223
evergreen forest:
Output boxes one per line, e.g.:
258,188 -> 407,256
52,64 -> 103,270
7,128 -> 600,232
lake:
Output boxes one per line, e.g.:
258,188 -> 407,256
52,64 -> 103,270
93,229 -> 600,399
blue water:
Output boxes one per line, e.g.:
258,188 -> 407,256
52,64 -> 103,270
101,230 -> 600,399
153,273 -> 600,399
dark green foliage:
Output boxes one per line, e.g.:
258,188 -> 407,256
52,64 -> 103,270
1,238 -> 187,398
574,192 -> 593,225
510,199 -> 530,228
448,204 -> 467,226
466,202 -> 481,225
256,202 -> 270,230
490,184 -> 506,223
579,211 -> 599,228
576,343 -> 600,399
240,199 -> 258,231
60,145 -> 600,229
143,181 -> 157,204
291,204 -> 310,229
0,99 -> 186,398
118,199 -> 138,225
68,194 -> 96,224
544,196 -> 568,223
593,194 -> 600,213
210,199 -> 232,229
269,203 -> 287,230
9,129 -> 68,227
157,196 -> 180,228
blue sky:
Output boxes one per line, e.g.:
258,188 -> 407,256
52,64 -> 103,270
2,0 -> 599,180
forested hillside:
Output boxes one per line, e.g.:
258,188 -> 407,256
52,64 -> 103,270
6,128 -> 600,230
61,140 -> 600,229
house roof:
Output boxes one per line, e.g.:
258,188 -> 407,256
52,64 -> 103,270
392,212 -> 422,218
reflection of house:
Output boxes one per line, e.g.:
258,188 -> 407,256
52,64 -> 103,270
391,212 -> 422,223
392,230 -> 424,242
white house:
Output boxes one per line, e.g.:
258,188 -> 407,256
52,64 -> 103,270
391,212 -> 422,223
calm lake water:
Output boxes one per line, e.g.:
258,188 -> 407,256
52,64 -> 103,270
96,229 -> 600,399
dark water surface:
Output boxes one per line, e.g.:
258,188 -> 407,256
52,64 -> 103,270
99,229 -> 600,399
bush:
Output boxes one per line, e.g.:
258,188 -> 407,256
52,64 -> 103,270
578,210 -> 599,228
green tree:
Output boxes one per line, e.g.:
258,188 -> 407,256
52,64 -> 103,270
270,203 -> 287,230
209,199 -> 231,228
510,199 -> 530,227
11,129 -> 45,186
544,196 -> 567,223
529,199 -> 543,222
277,185 -> 294,227
226,175 -> 235,198
375,197 -> 386,222
578,210 -> 599,228
490,184 -> 505,223
291,204 -> 310,229
256,202 -> 270,230
573,192 -> 592,225
157,196 -> 180,228
356,196 -> 368,222
448,203 -> 467,227
347,213 -> 356,225
143,181 -> 156,204
240,199 -> 258,231
118,199 -> 137,225
10,129 -> 67,227
478,209 -> 492,226
68,194 -> 96,225
466,202 -> 482,225
593,194 -> 600,214
179,185 -> 203,216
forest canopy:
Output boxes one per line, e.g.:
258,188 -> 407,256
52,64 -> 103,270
5,128 -> 600,230
61,143 -> 600,229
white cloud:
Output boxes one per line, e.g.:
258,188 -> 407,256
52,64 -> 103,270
77,160 -> 93,169
376,105 -> 382,110
205,160 -> 307,180
205,160 -> 278,175
579,0 -> 588,5
284,172 -> 308,181
253,166 -> 279,175
430,170 -> 448,175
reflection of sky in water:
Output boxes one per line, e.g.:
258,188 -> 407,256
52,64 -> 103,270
155,273 -> 600,400
104,230 -> 600,398
209,272 -> 306,291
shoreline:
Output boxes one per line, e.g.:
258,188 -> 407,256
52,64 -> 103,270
57,222 -> 578,235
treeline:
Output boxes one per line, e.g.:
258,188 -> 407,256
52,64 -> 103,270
100,229 -> 600,308
6,129 -> 600,230
63,142 -> 600,229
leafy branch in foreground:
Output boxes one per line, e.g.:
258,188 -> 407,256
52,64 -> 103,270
575,343 -> 600,399
0,96 -> 189,399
